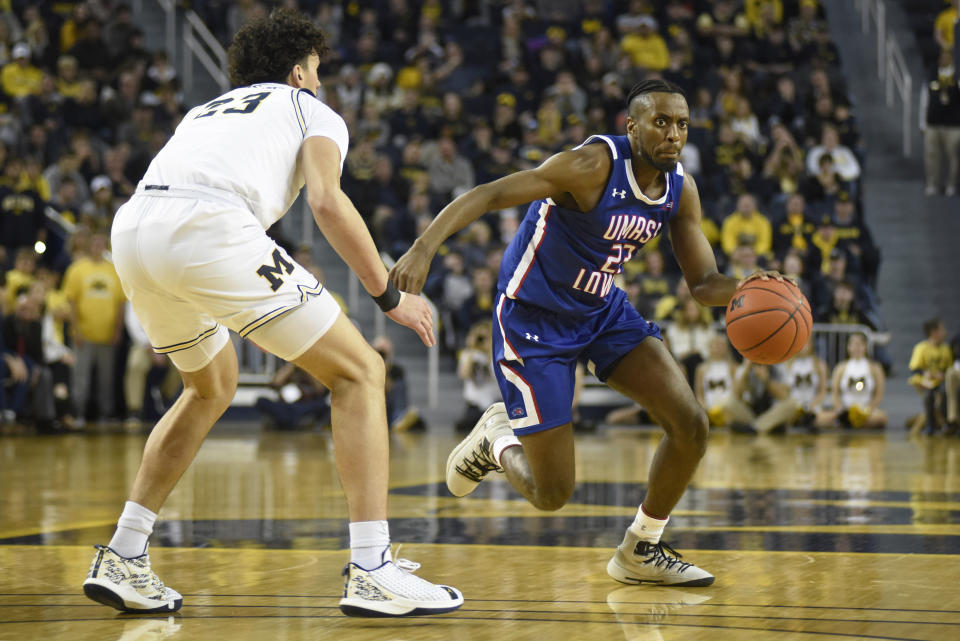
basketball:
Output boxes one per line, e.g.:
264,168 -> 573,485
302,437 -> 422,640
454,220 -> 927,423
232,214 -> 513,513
724,278 -> 812,365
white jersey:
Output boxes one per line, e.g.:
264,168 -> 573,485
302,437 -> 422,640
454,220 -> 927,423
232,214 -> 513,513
701,360 -> 734,409
781,356 -> 820,409
140,83 -> 349,229
838,358 -> 874,409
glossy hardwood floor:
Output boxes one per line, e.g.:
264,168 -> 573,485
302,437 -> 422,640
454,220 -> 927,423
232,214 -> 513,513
1,423 -> 959,640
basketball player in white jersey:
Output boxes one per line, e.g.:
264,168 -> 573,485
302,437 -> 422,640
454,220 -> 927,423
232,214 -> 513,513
819,332 -> 887,430
81,9 -> 462,618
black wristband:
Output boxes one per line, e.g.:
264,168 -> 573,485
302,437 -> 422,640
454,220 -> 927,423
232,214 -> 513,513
373,280 -> 402,312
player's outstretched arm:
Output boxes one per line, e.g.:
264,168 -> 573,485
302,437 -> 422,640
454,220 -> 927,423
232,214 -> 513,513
670,175 -> 786,306
669,175 -> 740,307
390,146 -> 606,294
302,136 -> 391,296
302,137 -> 435,346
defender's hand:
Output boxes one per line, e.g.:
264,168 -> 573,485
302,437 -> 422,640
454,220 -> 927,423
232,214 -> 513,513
389,244 -> 433,295
386,292 -> 436,347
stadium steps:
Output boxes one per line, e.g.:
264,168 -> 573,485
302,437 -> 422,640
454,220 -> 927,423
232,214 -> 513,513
828,1 -> 960,428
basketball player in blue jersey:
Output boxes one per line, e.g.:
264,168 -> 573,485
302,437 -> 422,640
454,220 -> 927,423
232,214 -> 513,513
392,79 -> 781,586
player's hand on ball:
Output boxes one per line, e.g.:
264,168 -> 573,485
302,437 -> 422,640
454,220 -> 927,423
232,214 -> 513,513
386,292 -> 436,347
738,270 -> 797,288
389,244 -> 432,295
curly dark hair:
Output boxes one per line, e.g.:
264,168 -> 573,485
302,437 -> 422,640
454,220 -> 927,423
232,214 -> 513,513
227,8 -> 331,87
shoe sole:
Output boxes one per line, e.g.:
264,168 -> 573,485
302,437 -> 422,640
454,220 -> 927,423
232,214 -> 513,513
339,597 -> 463,618
445,402 -> 507,497
606,556 -> 716,587
83,579 -> 183,613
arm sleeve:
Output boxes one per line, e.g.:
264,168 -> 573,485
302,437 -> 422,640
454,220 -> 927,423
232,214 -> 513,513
908,342 -> 925,373
62,265 -> 78,303
297,91 -> 350,173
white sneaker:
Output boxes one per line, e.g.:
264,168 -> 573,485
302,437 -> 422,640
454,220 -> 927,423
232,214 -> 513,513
445,402 -> 513,497
339,555 -> 464,617
607,531 -> 714,587
82,545 -> 183,613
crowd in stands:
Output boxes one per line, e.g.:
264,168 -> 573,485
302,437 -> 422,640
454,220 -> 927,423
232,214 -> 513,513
0,0 -> 187,431
234,0 -> 892,431
0,0 -> 954,435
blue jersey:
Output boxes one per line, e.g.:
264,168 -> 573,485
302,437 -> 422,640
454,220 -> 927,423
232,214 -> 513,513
497,134 -> 684,316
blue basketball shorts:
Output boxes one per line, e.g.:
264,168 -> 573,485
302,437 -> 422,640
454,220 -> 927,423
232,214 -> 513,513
492,289 -> 662,435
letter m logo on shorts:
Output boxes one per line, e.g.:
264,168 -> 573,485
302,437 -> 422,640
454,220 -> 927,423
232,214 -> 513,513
729,294 -> 745,312
257,248 -> 295,291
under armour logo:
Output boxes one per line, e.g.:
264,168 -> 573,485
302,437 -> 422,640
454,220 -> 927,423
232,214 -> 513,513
525,333 -> 540,342
612,188 -> 626,199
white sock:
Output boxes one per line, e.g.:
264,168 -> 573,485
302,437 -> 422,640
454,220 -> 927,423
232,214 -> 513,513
349,520 -> 390,570
628,504 -> 669,543
108,501 -> 157,558
492,435 -> 521,467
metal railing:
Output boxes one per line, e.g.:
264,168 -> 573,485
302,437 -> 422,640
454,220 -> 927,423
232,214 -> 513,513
857,0 -> 913,157
581,322 -> 888,406
811,323 -> 887,369
661,320 -> 885,369
183,10 -> 229,96
134,0 -> 228,99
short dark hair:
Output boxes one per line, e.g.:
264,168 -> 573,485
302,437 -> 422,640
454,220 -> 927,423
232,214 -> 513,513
835,279 -> 854,292
923,317 -> 943,337
625,79 -> 685,113
227,8 -> 330,87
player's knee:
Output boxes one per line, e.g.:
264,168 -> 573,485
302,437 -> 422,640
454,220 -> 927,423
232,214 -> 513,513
670,406 -> 709,458
185,365 -> 237,407
359,346 -> 386,388
332,344 -> 385,392
691,408 -> 710,455
532,482 -> 574,512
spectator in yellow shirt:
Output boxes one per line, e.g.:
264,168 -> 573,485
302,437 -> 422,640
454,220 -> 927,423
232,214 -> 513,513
620,16 -> 669,72
55,54 -> 84,99
720,193 -> 773,258
3,248 -> 38,313
62,231 -> 126,424
744,0 -> 783,36
1,43 -> 43,99
934,0 -> 957,51
909,318 -> 954,435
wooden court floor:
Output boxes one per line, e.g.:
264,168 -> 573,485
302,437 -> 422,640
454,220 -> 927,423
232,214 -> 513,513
1,424 -> 959,640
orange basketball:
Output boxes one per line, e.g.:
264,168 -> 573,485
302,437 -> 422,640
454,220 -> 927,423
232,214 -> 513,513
724,278 -> 812,365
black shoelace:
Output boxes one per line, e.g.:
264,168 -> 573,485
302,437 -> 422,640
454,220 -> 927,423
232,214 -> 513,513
455,439 -> 499,483
634,540 -> 694,573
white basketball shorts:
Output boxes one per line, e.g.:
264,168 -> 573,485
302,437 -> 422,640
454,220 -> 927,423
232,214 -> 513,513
111,188 -> 340,372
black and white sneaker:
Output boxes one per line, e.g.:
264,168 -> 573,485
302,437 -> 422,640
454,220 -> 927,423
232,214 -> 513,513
607,531 -> 714,587
445,402 -> 513,497
83,545 -> 183,613
339,553 -> 463,617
